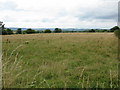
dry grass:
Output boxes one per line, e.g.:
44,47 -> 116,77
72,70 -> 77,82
2,33 -> 119,88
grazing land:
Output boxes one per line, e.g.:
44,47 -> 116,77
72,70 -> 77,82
2,33 -> 119,88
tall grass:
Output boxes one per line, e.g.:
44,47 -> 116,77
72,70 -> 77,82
2,33 -> 119,88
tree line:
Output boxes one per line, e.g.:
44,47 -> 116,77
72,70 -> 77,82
1,25 -> 120,35
1,28 -> 62,35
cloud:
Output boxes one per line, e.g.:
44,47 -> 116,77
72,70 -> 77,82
0,0 -> 119,28
75,0 -> 118,21
0,1 -> 17,11
0,1 -> 26,11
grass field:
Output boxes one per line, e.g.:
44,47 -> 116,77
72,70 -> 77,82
2,33 -> 119,88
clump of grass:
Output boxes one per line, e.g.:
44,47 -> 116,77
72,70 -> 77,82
6,39 -> 10,43
25,41 -> 29,44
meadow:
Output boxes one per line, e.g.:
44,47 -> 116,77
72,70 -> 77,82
2,33 -> 119,88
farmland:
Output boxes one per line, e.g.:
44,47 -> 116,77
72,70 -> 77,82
2,33 -> 119,88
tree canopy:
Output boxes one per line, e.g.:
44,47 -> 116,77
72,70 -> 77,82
16,28 -> 22,34
54,28 -> 62,33
25,28 -> 35,34
2,28 -> 13,35
44,29 -> 52,33
110,26 -> 119,32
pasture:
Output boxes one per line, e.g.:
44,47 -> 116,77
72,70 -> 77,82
2,33 -> 119,88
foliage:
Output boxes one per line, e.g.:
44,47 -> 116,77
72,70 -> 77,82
39,31 -> 44,33
1,26 -> 120,35
114,29 -> 120,39
110,26 -> 119,32
35,30 -> 40,33
2,28 -> 14,35
25,28 -> 36,34
54,28 -> 62,33
16,28 -> 22,34
88,29 -> 96,32
44,29 -> 52,33
6,28 -> 14,34
2,29 -> 7,35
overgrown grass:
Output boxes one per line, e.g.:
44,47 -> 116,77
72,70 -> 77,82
2,33 -> 119,88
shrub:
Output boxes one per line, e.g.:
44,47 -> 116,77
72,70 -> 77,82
16,28 -> 22,34
2,29 -> 7,35
44,29 -> 52,33
3,28 -> 14,35
25,28 -> 35,34
114,29 -> 120,39
88,29 -> 95,32
110,26 -> 119,32
35,30 -> 40,33
54,28 -> 62,33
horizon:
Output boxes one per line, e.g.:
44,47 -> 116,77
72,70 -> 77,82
7,27 -> 111,30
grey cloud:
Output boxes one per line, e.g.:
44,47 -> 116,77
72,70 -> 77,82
94,14 -> 117,20
24,18 -> 55,23
0,1 -> 26,11
22,18 -> 53,23
78,11 -> 117,21
75,4 -> 117,22
42,18 -> 52,23
0,1 -> 17,10
3,16 -> 18,22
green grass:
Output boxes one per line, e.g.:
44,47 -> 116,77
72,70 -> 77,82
2,33 -> 119,88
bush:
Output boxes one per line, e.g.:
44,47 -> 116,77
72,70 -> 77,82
2,29 -> 7,35
2,28 -> 13,35
114,29 -> 120,39
39,31 -> 44,33
54,28 -> 62,33
35,30 -> 40,33
25,28 -> 35,34
44,29 -> 52,33
16,28 -> 22,34
7,28 -> 14,34
110,26 -> 119,32
88,29 -> 95,32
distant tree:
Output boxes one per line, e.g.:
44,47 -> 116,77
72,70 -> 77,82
110,26 -> 119,32
25,28 -> 35,34
1,24 -> 5,32
107,30 -> 110,32
38,31 -> 44,33
0,22 -> 13,35
88,29 -> 95,32
0,21 -> 2,26
35,30 -> 40,33
0,21 -> 3,34
102,29 -> 107,32
54,28 -> 62,33
6,28 -> 13,35
3,28 -> 13,35
23,30 -> 27,34
2,30 -> 7,35
44,29 -> 52,33
0,21 -> 5,35
98,29 -> 108,32
16,28 -> 22,34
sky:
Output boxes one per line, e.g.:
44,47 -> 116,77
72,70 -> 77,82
0,0 -> 119,29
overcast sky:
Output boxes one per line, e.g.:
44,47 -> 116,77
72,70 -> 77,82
0,0 -> 119,29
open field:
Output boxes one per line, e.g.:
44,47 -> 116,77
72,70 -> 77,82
2,33 -> 119,88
